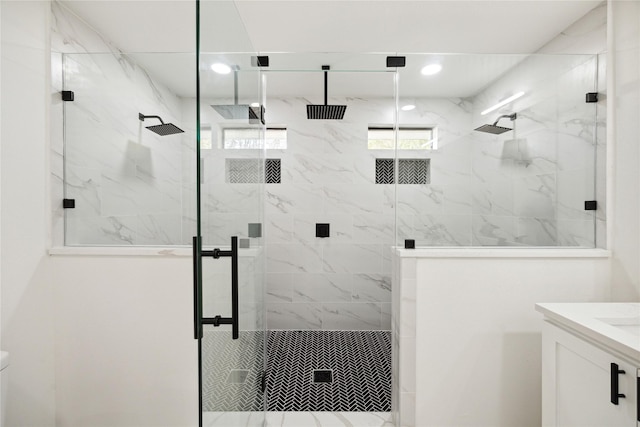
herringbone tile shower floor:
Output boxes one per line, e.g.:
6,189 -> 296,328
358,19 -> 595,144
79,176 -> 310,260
202,330 -> 391,412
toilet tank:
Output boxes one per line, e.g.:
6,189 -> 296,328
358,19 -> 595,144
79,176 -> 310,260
0,352 -> 8,427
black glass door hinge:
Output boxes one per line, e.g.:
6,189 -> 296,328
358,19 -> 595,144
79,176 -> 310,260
386,56 -> 406,67
61,91 -> 74,101
585,92 -> 598,103
63,198 -> 75,209
584,200 -> 597,211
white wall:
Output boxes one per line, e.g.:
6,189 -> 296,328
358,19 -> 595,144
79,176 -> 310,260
1,1 -> 56,425
411,254 -> 610,427
51,255 -> 198,427
610,0 -> 640,300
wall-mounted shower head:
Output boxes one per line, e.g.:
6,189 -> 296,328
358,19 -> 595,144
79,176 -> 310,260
139,113 -> 184,136
306,65 -> 347,120
474,113 -> 517,135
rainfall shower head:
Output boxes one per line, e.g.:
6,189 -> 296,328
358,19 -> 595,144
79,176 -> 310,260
211,67 -> 264,124
474,113 -> 517,135
211,104 -> 262,122
139,113 -> 184,136
306,66 -> 347,120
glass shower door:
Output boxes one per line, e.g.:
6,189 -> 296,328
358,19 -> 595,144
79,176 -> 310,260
195,2 -> 266,426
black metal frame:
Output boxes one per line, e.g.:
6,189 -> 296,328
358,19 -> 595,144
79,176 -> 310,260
193,236 -> 240,340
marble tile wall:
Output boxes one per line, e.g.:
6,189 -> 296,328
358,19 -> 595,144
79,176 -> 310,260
467,54 -> 600,247
52,0 -> 602,330
249,96 -> 398,331
51,1 -> 188,246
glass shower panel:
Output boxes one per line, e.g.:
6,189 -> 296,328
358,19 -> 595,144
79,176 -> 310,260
61,52 -> 195,246
396,53 -> 599,247
197,2 -> 266,426
259,53 -> 397,414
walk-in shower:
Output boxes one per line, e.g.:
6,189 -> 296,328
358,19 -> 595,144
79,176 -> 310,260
55,2 -> 602,424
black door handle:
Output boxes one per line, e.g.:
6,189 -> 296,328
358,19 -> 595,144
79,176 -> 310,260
192,236 -> 202,340
201,236 -> 239,340
636,376 -> 639,422
611,362 -> 626,405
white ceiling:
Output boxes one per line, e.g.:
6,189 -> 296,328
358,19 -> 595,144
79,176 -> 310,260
60,0 -> 602,98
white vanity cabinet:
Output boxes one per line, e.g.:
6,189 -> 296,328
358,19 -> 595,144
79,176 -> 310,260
537,303 -> 640,427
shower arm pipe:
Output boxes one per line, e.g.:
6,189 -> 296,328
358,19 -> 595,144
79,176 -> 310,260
139,113 -> 165,124
493,113 -> 517,125
233,68 -> 239,105
324,69 -> 328,106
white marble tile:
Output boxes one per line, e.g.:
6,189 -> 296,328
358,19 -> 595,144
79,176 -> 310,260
472,176 -> 514,217
397,185 -> 443,216
557,131 -> 596,173
322,302 -> 382,330
267,243 -> 323,273
399,280 -> 416,338
429,150 -> 471,185
557,169 -> 595,221
266,183 -> 324,214
513,174 -> 556,220
322,243 -> 383,274
267,303 -> 322,330
323,184 -> 384,215
352,214 -> 395,244
516,217 -> 557,246
399,337 -> 416,393
352,274 -> 391,303
65,215 -> 137,246
64,166 -> 102,217
557,219 -> 595,247
472,215 -> 518,246
442,184 -> 472,215
287,152 -> 356,184
399,392 -> 415,427
266,214 -> 294,243
203,411 -> 263,427
413,214 -> 472,246
293,273 -> 352,303
266,273 -> 293,303
136,214 -> 182,245
381,303 -> 392,331
400,259 -> 416,280
265,411 -> 393,427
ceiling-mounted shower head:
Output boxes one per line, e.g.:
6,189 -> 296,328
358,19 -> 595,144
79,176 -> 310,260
139,113 -> 184,136
210,67 -> 264,124
306,65 -> 347,120
474,113 -> 517,135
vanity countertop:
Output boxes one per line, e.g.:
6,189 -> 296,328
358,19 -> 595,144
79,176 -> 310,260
536,302 -> 640,364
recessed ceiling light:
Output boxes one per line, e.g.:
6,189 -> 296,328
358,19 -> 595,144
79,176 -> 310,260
421,63 -> 442,76
480,91 -> 525,116
401,104 -> 416,111
211,63 -> 231,74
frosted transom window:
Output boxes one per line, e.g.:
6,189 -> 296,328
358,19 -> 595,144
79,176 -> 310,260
223,127 -> 287,149
368,126 -> 437,150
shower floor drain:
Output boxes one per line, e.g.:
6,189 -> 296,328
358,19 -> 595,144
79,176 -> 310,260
312,369 -> 333,383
